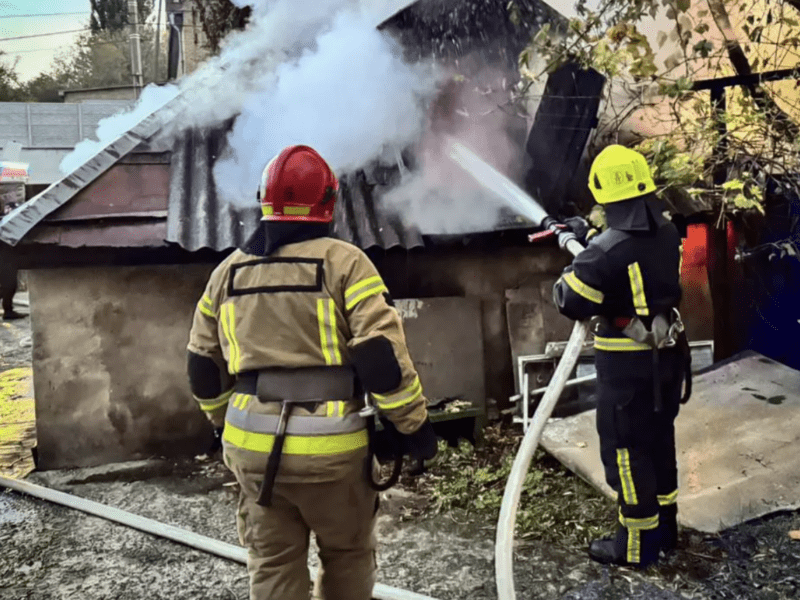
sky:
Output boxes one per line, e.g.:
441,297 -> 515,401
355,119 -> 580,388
0,0 -> 595,84
0,0 -> 166,83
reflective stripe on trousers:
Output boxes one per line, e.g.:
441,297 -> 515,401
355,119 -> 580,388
223,395 -> 368,455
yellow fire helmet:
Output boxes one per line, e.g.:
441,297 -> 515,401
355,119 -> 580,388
588,144 -> 656,205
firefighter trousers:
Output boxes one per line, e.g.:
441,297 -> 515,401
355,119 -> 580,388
595,347 -> 684,561
232,462 -> 378,600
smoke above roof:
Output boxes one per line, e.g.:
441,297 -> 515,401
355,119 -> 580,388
60,0 -> 440,209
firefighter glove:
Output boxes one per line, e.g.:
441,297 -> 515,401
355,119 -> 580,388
402,418 -> 438,462
564,216 -> 591,244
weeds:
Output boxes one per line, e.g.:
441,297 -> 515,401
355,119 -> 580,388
403,424 -> 614,550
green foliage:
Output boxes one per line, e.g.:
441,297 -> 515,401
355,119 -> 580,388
513,0 -> 800,217
90,0 -> 153,33
0,54 -> 27,102
191,0 -> 251,53
420,426 -> 613,546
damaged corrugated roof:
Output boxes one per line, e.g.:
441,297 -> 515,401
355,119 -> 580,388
166,127 -> 423,252
0,0 -> 565,251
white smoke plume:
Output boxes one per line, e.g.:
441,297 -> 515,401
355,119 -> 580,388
60,0 -> 439,209
59,83 -> 180,175
212,6 -> 436,207
380,64 -> 540,234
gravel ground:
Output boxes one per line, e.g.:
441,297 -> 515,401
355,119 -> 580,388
2,300 -> 800,599
2,456 -> 800,600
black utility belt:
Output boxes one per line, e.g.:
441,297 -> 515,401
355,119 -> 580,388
234,366 -> 358,403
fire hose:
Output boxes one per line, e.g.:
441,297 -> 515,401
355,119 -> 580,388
447,140 -> 588,600
0,474 -> 437,600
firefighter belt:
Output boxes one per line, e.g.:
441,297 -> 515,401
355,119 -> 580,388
235,366 -> 357,506
592,308 -> 692,411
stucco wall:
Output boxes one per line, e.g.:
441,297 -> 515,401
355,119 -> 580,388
29,265 -> 215,470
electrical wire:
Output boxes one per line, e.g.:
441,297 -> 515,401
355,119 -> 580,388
0,28 -> 89,42
0,12 -> 89,19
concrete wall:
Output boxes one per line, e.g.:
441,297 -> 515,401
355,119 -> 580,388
29,265 -> 215,470
377,245 -> 572,410
62,88 -> 139,103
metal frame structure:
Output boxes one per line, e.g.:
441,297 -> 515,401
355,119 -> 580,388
512,340 -> 716,432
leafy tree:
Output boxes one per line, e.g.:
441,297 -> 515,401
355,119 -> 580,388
191,0 -> 251,53
0,53 -> 27,102
512,0 -> 800,218
20,25 -> 168,102
90,0 -> 153,33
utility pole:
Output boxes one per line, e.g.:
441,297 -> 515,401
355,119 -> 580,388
128,0 -> 144,97
155,0 -> 163,82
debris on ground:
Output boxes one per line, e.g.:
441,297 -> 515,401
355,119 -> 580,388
789,530 -> 800,540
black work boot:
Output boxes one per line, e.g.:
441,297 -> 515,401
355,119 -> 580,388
2,309 -> 24,320
658,504 -> 678,553
589,526 -> 660,568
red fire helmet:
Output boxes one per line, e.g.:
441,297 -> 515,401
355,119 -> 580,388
257,145 -> 339,223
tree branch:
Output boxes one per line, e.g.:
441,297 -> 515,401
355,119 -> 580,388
707,0 -> 800,140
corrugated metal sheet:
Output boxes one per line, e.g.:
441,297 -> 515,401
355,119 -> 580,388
166,126 -> 424,252
0,99 -> 174,246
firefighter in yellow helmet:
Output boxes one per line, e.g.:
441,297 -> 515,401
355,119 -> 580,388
187,145 -> 437,600
553,145 -> 691,568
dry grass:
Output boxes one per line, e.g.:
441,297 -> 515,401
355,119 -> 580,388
0,367 -> 36,478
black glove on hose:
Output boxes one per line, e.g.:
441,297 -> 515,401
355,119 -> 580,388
563,216 -> 591,244
402,418 -> 438,462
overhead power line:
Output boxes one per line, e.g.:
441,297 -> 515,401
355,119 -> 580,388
0,12 -> 89,19
0,28 -> 90,42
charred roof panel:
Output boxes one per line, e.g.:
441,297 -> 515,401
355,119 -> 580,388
166,127 -> 424,252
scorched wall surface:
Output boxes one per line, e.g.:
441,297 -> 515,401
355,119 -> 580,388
28,265 -> 216,470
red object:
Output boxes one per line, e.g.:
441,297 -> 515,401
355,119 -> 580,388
528,224 -> 567,243
258,145 -> 339,223
613,317 -> 632,329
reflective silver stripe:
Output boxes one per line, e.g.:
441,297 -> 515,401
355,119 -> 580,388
225,400 -> 366,436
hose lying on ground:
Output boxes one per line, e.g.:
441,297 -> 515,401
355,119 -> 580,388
0,475 -> 438,600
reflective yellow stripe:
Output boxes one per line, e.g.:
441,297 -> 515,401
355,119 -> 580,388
326,401 -> 338,417
221,304 -> 242,374
594,336 -> 651,352
617,448 -> 638,506
628,528 -> 640,563
373,376 -> 423,410
338,401 -> 346,416
223,423 -> 368,455
658,489 -> 678,506
196,389 -> 233,411
328,300 -> 342,365
317,299 -> 341,366
198,295 -> 215,318
283,206 -> 311,216
563,271 -> 604,304
345,276 -> 388,311
317,300 -> 332,365
262,206 -> 274,217
619,511 -> 659,530
627,262 -> 649,317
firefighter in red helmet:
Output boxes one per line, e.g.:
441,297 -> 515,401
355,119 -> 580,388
187,145 -> 437,600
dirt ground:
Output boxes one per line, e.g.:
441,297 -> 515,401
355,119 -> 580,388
3,304 -> 800,599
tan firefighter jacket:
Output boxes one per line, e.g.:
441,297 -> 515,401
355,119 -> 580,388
188,236 -> 428,482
